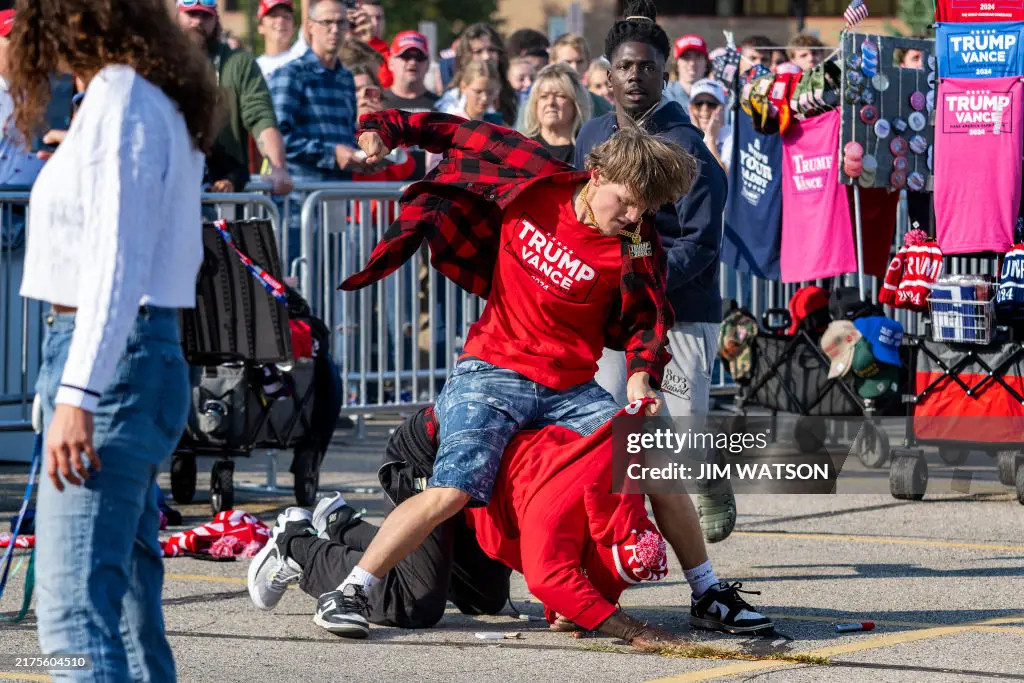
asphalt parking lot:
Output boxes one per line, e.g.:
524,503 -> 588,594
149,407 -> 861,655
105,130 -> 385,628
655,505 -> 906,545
2,415 -> 1023,682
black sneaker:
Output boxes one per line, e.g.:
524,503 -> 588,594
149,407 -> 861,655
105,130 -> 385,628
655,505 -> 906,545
312,492 -> 362,541
314,584 -> 370,638
690,581 -> 774,634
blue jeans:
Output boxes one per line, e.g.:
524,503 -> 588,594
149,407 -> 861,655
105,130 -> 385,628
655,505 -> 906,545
431,358 -> 620,504
34,307 -> 188,682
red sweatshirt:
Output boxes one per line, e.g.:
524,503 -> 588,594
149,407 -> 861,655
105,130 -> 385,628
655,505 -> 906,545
465,400 -> 668,630
463,181 -> 624,389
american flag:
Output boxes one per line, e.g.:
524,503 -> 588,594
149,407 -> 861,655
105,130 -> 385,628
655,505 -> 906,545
844,0 -> 870,27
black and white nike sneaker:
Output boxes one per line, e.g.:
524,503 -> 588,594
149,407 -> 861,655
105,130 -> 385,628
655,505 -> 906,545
247,507 -> 314,611
312,492 -> 361,541
690,581 -> 774,634
314,584 -> 370,638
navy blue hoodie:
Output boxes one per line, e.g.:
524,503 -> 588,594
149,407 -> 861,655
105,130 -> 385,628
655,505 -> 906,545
574,101 -> 726,324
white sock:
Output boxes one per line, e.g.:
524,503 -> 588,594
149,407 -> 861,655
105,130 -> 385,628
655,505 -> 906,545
684,559 -> 719,598
337,566 -> 380,592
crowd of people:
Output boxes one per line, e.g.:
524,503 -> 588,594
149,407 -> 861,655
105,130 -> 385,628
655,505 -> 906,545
0,0 -> 844,209
6,0 -> 857,678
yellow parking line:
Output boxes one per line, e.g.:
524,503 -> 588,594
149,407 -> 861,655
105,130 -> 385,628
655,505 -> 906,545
975,615 -> 1024,625
647,660 -> 783,681
647,613 -> 1020,682
648,625 -> 973,682
164,573 -> 246,585
760,612 -> 949,630
970,625 -> 1024,634
732,530 -> 1024,553
0,672 -> 50,682
651,605 -> 1024,632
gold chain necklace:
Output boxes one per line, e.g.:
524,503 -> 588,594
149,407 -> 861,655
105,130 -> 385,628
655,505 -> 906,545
579,181 -> 642,245
579,180 -> 599,227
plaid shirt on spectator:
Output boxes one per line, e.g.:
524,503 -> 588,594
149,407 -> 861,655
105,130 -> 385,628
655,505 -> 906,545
267,48 -> 357,182
341,110 -> 673,385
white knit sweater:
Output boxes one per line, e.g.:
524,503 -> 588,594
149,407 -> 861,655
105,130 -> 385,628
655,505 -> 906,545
20,65 -> 205,412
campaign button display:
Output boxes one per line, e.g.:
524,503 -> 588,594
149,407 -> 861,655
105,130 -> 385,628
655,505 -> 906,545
860,104 -> 879,124
907,171 -> 925,191
844,141 -> 865,159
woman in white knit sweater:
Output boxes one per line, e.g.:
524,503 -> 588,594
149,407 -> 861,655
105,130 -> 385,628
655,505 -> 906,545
10,0 -> 220,679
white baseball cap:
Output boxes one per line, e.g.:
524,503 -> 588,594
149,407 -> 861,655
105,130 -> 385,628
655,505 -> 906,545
689,78 -> 727,106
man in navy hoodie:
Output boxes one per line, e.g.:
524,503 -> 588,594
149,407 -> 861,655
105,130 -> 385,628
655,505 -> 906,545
574,1 -> 737,545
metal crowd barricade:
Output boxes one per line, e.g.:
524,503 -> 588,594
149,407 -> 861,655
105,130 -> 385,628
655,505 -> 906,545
294,184 -> 796,410
0,191 -> 283,465
298,183 -> 487,418
0,191 -> 41,460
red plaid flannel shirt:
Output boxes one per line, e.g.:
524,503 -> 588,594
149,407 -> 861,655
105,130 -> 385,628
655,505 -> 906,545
340,110 -> 673,384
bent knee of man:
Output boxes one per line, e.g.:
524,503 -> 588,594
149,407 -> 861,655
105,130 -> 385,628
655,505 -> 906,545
404,597 -> 448,629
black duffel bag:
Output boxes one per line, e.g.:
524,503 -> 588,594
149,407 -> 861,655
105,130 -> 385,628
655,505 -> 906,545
181,360 -> 317,451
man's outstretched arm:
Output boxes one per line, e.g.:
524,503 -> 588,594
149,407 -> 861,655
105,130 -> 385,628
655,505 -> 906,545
596,609 -> 681,648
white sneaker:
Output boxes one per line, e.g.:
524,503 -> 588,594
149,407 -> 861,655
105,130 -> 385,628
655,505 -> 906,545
312,492 -> 348,539
247,507 -> 313,611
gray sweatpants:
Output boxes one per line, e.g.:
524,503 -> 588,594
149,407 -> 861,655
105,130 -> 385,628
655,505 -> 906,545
594,321 -> 719,417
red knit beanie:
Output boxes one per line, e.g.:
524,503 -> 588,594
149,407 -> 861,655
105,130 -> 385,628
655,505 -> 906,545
896,229 -> 943,312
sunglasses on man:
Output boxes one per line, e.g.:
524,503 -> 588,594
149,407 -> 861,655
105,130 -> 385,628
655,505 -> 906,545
691,99 -> 721,110
179,0 -> 217,7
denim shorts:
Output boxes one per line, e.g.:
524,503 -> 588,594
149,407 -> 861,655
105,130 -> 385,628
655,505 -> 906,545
430,358 -> 620,504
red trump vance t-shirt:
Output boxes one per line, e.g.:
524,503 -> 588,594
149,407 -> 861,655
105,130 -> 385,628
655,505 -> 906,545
462,179 -> 624,390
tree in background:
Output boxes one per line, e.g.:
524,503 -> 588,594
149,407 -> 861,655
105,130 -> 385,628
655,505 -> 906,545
377,0 -> 501,49
230,0 -> 499,54
896,0 -> 934,37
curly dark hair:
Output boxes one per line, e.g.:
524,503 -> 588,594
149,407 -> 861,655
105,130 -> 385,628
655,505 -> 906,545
604,0 -> 671,64
9,0 -> 221,154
